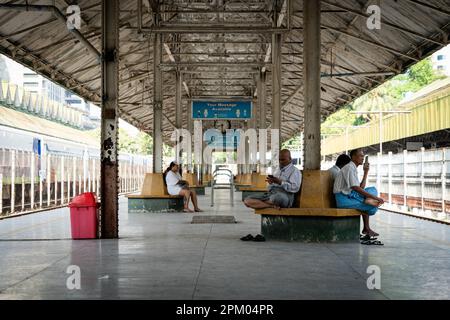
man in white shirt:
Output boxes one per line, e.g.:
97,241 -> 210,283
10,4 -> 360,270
328,154 -> 351,181
244,149 -> 302,209
333,148 -> 384,237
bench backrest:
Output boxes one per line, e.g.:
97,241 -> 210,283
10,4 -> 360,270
141,173 -> 169,196
294,170 -> 336,209
251,174 -> 268,188
183,172 -> 199,186
240,173 -> 252,185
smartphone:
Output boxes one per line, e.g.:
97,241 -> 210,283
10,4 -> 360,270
364,156 -> 369,164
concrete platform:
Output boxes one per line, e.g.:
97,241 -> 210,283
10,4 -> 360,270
0,188 -> 450,299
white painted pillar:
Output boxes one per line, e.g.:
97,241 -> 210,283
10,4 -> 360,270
11,149 -> 15,213
376,152 -> 381,194
30,152 -> 35,209
61,156 -> 64,204
403,149 -> 408,210
388,151 -> 392,205
442,148 -> 446,214
21,175 -> 25,211
47,154 -> 51,207
421,147 -> 425,211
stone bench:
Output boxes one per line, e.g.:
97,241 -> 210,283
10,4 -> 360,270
253,170 -> 361,242
126,173 -> 184,213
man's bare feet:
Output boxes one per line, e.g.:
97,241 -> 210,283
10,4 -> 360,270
368,230 -> 379,237
183,208 -> 194,213
194,208 -> 203,212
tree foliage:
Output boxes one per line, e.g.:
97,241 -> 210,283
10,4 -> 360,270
283,57 -> 445,146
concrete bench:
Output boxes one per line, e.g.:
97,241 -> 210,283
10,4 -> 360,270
254,170 -> 361,242
126,173 -> 183,213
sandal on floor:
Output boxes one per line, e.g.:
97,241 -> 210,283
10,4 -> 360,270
253,234 -> 266,242
361,239 -> 384,245
360,234 -> 377,241
240,234 -> 254,241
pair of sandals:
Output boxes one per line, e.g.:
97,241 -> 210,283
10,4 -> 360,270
240,234 -> 266,242
360,234 -> 384,245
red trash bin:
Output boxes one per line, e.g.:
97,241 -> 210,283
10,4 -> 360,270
68,192 -> 99,239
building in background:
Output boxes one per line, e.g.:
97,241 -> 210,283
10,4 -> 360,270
431,45 -> 450,77
1,54 -> 100,130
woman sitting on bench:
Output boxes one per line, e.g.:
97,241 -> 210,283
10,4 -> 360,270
164,162 -> 203,213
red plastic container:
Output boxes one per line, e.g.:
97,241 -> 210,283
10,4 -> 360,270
68,192 -> 98,239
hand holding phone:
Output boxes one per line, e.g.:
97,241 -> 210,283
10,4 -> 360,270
363,156 -> 370,172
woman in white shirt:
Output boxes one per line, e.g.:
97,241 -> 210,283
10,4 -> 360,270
164,162 -> 202,213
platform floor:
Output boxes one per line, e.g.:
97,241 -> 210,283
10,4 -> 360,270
0,188 -> 449,300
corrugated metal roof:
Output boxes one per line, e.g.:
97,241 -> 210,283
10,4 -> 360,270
0,0 -> 448,143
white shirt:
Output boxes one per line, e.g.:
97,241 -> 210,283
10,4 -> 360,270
165,171 -> 183,195
269,163 -> 302,194
333,161 -> 360,195
328,165 -> 340,181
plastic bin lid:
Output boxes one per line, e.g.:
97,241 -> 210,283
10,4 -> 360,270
69,192 -> 97,207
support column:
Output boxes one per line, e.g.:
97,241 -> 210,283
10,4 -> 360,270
303,0 -> 321,170
187,100 -> 194,172
100,0 -> 119,239
258,70 -> 267,174
175,69 -> 183,164
153,29 -> 163,173
271,33 -> 282,172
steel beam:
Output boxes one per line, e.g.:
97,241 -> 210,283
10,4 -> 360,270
100,0 -> 119,239
303,0 -> 322,170
140,26 -> 288,34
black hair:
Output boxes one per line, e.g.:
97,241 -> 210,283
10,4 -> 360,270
335,154 -> 351,168
163,161 -> 179,185
349,148 -> 362,159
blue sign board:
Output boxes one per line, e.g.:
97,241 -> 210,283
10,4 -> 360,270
192,101 -> 252,119
204,129 -> 240,150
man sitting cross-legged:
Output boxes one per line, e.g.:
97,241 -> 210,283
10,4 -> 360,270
333,148 -> 384,237
244,149 -> 302,210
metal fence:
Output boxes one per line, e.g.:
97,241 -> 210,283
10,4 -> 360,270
0,148 -> 151,217
322,147 -> 450,220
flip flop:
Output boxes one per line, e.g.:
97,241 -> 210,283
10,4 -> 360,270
240,234 -> 254,241
361,239 -> 384,246
360,234 -> 378,241
253,234 -> 266,242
